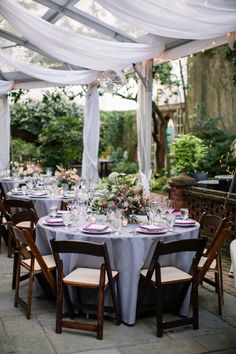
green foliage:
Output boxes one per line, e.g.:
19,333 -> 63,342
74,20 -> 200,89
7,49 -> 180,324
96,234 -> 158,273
11,138 -> 39,163
150,173 -> 169,191
193,116 -> 236,176
172,134 -> 207,174
10,89 -> 82,137
38,115 -> 83,168
113,161 -> 138,174
100,110 -> 137,161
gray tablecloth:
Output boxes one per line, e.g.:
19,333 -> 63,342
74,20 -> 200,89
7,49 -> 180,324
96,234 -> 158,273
7,191 -> 62,218
36,218 -> 199,325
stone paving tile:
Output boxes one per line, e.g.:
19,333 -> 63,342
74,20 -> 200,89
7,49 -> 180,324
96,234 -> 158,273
72,349 -> 122,354
2,242 -> 236,354
118,338 -> 207,354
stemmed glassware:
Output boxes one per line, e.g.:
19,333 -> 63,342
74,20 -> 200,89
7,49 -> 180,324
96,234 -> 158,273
166,199 -> 175,214
166,213 -> 176,231
62,212 -> 71,229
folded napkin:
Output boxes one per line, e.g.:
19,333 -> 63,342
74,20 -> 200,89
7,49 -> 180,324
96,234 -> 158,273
173,211 -> 181,218
175,219 -> 195,225
57,210 -> 69,215
83,224 -> 109,232
30,191 -> 48,196
45,217 -> 63,224
140,224 -> 165,231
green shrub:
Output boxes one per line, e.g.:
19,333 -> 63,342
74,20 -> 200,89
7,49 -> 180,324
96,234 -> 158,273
11,138 -> 39,162
38,116 -> 83,168
113,161 -> 138,174
172,134 -> 207,174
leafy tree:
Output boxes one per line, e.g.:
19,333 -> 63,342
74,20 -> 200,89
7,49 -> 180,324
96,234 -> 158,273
10,89 -> 82,139
193,114 -> 235,176
38,115 -> 83,168
11,138 -> 40,163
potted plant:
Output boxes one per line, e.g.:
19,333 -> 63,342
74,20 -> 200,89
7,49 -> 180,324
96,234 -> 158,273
172,134 -> 207,179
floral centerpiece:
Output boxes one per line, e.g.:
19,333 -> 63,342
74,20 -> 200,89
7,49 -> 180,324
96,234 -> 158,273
11,161 -> 42,177
91,173 -> 149,221
55,165 -> 80,188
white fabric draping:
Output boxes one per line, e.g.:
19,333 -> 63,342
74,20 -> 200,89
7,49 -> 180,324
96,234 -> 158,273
82,85 -> 100,184
136,60 -> 153,195
0,0 -> 165,71
0,49 -> 99,85
96,0 -> 236,40
0,81 -> 13,172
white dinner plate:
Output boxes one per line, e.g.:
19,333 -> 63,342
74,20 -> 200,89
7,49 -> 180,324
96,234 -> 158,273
81,226 -> 113,234
136,227 -> 168,234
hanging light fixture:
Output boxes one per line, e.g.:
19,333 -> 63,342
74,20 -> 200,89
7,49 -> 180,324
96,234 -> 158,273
97,70 -> 126,93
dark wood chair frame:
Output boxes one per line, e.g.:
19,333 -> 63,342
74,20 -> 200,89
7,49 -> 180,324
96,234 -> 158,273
9,225 -> 56,319
9,208 -> 39,290
197,217 -> 233,315
50,239 -> 121,340
137,237 -> 207,337
3,199 -> 38,257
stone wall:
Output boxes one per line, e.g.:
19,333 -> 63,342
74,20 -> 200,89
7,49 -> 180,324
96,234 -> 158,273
187,46 -> 236,133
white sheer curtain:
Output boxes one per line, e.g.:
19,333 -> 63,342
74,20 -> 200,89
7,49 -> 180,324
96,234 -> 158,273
136,60 -> 153,195
82,85 -> 100,184
0,49 -> 99,85
0,81 -> 13,172
0,0 -> 164,71
96,0 -> 236,39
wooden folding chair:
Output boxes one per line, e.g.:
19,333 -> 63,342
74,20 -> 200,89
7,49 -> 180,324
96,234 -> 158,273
50,239 -> 121,340
3,199 -> 38,257
198,219 -> 233,315
9,208 -> 39,290
137,237 -> 207,337
9,225 -> 56,319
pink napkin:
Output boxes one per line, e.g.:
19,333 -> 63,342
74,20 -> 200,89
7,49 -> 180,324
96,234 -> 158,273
45,217 -> 63,224
83,224 -> 109,232
140,224 -> 165,231
175,219 -> 195,225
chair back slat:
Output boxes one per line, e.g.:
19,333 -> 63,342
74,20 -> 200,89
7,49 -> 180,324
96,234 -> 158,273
50,239 -> 106,258
10,225 -> 55,291
148,238 -> 207,279
198,221 -> 233,284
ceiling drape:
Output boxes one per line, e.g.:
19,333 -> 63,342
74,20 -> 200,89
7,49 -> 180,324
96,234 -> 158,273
0,49 -> 99,85
0,81 -> 13,172
0,0 -> 165,71
95,0 -> 236,39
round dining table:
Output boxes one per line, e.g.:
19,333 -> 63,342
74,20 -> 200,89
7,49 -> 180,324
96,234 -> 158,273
6,188 -> 76,218
36,216 -> 200,325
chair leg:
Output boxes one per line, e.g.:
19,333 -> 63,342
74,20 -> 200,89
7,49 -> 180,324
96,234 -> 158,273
192,282 -> 199,330
7,230 -> 13,258
26,272 -> 34,319
156,286 -> 163,337
109,279 -> 121,325
97,285 -> 105,340
12,250 -> 19,290
14,256 -> 21,308
56,279 -> 63,334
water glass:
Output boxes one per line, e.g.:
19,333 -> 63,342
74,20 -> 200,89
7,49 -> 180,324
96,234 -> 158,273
166,214 -> 176,231
112,214 -> 122,235
180,208 -> 189,220
62,212 -> 71,229
49,205 -> 58,217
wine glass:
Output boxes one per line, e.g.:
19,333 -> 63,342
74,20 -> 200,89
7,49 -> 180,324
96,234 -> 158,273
180,208 -> 189,220
62,212 -> 71,229
112,213 -> 122,235
166,199 -> 175,214
166,213 -> 176,231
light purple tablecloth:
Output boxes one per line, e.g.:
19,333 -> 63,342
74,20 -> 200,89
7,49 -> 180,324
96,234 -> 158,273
36,218 -> 200,325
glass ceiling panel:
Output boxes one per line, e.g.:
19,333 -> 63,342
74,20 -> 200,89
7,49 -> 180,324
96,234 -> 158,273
75,0 -> 147,39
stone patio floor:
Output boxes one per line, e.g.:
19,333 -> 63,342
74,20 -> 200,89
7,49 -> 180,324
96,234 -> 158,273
1,242 -> 236,354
